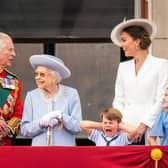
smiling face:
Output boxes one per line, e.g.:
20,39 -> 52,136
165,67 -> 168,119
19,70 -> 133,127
34,66 -> 57,91
102,116 -> 119,137
120,31 -> 140,57
0,36 -> 16,68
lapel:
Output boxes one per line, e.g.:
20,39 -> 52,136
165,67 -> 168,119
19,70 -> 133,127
132,54 -> 152,80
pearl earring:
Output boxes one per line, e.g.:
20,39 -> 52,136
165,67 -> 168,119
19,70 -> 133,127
135,45 -> 139,50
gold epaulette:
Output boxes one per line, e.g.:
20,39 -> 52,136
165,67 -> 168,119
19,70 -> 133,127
4,68 -> 19,79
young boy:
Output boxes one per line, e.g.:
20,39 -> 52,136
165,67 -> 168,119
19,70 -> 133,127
80,108 -> 136,146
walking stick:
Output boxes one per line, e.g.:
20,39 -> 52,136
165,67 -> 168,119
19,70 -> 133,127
46,101 -> 64,146
46,121 -> 63,146
46,100 -> 54,146
46,126 -> 52,146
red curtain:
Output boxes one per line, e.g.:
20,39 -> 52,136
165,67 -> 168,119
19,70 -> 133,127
0,146 -> 168,168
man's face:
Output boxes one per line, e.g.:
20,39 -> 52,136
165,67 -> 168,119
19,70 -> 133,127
0,37 -> 16,68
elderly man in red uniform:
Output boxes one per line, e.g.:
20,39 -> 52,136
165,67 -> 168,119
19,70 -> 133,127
0,32 -> 23,145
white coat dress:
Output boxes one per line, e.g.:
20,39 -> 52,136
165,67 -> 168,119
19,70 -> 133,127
113,54 -> 168,128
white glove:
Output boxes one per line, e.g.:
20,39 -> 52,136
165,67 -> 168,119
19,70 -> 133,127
48,118 -> 59,127
39,118 -> 48,128
39,110 -> 62,128
54,110 -> 62,120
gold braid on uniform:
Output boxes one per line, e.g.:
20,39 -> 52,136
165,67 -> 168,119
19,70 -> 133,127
4,69 -> 21,136
4,68 -> 19,79
3,80 -> 19,115
7,76 -> 20,136
7,117 -> 21,136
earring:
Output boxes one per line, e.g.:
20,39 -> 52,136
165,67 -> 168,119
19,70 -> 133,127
135,45 -> 139,50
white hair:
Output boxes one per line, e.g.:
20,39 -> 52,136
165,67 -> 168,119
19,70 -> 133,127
0,32 -> 11,52
34,65 -> 63,84
51,70 -> 62,83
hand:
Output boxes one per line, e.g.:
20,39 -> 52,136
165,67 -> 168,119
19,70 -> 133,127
39,110 -> 62,128
53,110 -> 62,120
0,120 -> 9,137
134,123 -> 147,143
48,118 -> 59,127
163,89 -> 168,108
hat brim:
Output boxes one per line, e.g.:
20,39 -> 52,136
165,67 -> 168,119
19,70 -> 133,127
111,18 -> 157,46
29,55 -> 71,79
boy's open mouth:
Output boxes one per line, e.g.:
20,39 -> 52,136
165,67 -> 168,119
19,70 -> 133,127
105,129 -> 112,132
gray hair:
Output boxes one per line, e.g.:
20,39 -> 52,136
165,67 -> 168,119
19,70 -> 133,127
0,32 -> 11,52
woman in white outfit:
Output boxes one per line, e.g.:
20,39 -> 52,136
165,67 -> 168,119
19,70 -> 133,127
111,18 -> 168,144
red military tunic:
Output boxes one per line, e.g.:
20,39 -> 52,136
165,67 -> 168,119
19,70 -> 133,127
0,68 -> 23,145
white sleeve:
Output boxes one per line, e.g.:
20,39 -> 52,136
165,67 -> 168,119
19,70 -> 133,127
142,60 -> 168,127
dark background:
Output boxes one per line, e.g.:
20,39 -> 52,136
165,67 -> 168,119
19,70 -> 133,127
0,0 -> 134,39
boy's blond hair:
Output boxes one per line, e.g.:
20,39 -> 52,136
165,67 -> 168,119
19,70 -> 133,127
100,108 -> 122,123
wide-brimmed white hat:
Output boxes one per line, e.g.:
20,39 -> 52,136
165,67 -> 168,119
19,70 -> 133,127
110,18 -> 157,46
29,54 -> 71,79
